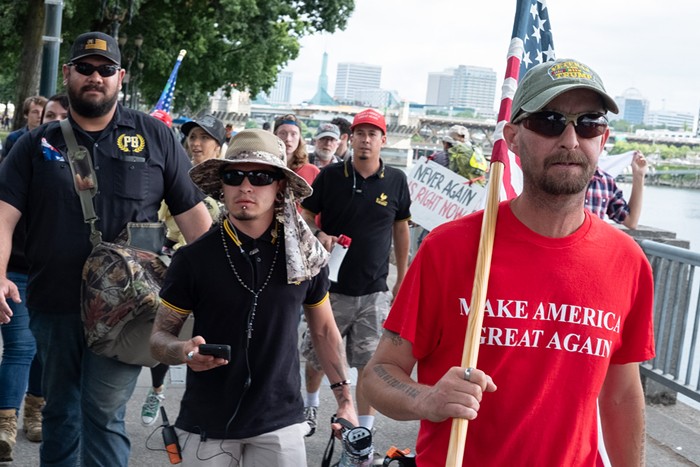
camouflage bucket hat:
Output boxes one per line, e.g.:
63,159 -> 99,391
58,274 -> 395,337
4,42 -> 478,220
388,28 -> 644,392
189,129 -> 312,201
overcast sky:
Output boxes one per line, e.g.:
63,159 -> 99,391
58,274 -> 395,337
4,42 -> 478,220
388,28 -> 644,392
283,0 -> 700,115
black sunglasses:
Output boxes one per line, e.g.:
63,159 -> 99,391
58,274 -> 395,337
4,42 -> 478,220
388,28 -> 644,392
221,169 -> 283,187
69,62 -> 121,78
519,111 -> 608,139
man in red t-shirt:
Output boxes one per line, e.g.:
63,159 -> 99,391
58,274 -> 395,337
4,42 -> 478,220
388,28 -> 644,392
363,59 -> 655,466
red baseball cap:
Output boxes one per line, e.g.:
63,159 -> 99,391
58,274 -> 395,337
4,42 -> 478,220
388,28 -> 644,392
350,109 -> 387,134
150,110 -> 173,128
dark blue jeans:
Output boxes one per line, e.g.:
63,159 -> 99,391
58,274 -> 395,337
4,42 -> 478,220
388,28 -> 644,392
29,309 -> 141,467
0,272 -> 41,411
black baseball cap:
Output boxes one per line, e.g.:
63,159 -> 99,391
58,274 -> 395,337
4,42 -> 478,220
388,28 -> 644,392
182,115 -> 226,146
69,32 -> 121,66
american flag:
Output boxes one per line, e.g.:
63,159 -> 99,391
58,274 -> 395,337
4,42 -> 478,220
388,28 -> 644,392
151,49 -> 187,114
491,0 -> 555,199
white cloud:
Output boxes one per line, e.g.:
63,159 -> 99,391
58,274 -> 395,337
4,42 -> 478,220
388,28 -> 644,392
284,0 -> 700,114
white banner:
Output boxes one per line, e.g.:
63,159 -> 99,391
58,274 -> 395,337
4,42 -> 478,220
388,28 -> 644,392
407,157 -> 487,231
598,150 -> 636,178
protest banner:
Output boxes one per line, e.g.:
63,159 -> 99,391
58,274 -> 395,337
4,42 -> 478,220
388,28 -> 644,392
407,157 -> 487,231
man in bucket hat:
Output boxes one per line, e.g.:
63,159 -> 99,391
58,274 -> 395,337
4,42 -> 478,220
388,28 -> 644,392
363,59 -> 654,466
151,129 -> 357,466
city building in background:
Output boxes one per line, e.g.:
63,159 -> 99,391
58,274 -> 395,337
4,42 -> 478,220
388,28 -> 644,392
645,109 -> 696,132
209,85 -> 251,114
334,62 -> 381,104
424,65 -> 497,118
612,88 -> 648,125
355,89 -> 402,110
449,65 -> 496,113
425,70 -> 454,107
256,71 -> 293,105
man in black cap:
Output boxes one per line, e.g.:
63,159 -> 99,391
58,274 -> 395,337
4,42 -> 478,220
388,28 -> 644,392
0,31 -> 212,466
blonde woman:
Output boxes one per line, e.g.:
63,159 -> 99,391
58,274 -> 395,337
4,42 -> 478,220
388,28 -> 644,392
182,115 -> 226,165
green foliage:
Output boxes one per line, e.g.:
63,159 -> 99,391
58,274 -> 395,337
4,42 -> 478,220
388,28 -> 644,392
0,0 -> 354,114
609,140 -> 700,161
454,110 -> 476,118
244,120 -> 258,129
609,119 -> 656,132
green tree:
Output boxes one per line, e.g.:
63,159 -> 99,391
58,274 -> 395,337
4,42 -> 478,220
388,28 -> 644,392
0,0 -> 354,118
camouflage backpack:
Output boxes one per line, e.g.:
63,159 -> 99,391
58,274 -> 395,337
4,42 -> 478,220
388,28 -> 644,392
60,119 -> 167,367
81,236 -> 168,367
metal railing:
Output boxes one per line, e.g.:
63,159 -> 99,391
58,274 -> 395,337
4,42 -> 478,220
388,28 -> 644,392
639,239 -> 700,402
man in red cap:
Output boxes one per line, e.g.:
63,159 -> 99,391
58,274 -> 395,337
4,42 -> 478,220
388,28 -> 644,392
299,108 -> 411,442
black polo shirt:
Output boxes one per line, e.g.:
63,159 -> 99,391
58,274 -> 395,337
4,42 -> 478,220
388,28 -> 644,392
302,158 -> 411,296
0,105 -> 204,313
160,220 -> 330,439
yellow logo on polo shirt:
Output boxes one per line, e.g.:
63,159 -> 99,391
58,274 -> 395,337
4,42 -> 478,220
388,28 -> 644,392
375,193 -> 388,206
117,134 -> 145,153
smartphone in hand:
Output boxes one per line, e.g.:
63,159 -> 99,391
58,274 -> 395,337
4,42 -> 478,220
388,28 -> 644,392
198,344 -> 231,360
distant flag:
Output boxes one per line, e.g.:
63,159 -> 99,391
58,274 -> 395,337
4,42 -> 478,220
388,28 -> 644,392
151,49 -> 187,114
491,0 -> 555,199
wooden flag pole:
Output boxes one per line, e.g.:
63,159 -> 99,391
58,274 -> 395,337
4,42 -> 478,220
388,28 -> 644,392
444,160 -> 504,467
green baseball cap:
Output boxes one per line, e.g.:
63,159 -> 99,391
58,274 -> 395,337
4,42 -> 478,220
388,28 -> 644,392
511,59 -> 618,122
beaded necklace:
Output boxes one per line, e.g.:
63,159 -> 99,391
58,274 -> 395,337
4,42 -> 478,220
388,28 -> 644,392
220,217 -> 280,340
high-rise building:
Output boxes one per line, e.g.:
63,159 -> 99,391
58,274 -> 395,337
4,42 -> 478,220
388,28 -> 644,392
424,65 -> 497,114
334,63 -> 381,103
355,89 -> 401,109
425,71 -> 453,106
449,65 -> 497,113
264,71 -> 293,104
613,88 -> 648,125
645,110 -> 696,131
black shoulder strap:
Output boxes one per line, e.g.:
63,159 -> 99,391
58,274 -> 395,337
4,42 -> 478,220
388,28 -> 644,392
60,119 -> 102,246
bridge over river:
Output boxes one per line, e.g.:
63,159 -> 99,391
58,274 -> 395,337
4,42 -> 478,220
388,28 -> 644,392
212,104 -> 700,150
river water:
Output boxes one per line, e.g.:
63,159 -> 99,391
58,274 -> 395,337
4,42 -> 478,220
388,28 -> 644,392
624,183 -> 700,250
621,184 -> 700,409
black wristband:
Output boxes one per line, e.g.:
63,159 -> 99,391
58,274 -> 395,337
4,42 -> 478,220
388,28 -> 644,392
313,228 -> 322,237
329,380 -> 351,390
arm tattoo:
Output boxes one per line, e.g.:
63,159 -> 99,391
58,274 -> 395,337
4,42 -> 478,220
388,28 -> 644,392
373,364 -> 420,399
155,307 -> 187,336
151,306 -> 189,365
383,329 -> 404,347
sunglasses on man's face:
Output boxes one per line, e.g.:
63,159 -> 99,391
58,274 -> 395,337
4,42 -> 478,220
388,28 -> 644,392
69,62 -> 121,78
221,169 -> 283,187
519,111 -> 608,139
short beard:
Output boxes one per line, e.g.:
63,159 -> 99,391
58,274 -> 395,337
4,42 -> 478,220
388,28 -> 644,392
530,151 -> 595,195
68,83 -> 119,118
315,148 -> 334,161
